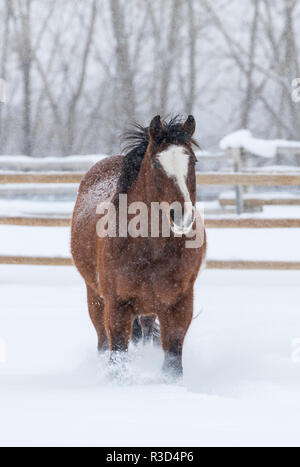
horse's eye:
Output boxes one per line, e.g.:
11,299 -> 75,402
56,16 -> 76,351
152,161 -> 159,169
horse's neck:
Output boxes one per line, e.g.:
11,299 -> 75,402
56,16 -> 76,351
127,156 -> 151,205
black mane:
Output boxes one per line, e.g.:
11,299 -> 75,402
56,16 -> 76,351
117,116 -> 199,196
118,123 -> 149,196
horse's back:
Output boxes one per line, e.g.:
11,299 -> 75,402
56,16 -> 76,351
71,155 -> 122,288
77,155 -> 122,203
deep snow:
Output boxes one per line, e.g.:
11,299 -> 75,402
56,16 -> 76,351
0,266 -> 300,447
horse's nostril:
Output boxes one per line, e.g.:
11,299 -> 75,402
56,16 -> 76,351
170,209 -> 175,222
188,214 -> 195,226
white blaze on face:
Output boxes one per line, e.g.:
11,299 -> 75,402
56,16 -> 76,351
158,145 -> 190,203
158,145 -> 194,234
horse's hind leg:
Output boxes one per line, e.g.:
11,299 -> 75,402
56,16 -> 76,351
158,291 -> 193,378
87,285 -> 109,352
131,315 -> 158,346
131,317 -> 143,345
140,315 -> 156,345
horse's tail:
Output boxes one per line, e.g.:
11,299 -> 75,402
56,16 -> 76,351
153,320 -> 161,347
131,317 -> 160,347
131,317 -> 143,345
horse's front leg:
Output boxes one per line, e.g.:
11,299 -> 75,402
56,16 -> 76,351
86,285 -> 108,353
158,291 -> 193,378
105,298 -> 135,361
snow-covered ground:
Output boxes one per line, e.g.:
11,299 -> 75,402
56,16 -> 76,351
0,223 -> 300,263
1,198 -> 300,219
0,265 -> 300,447
0,197 -> 299,446
0,155 -> 106,172
0,199 -> 75,217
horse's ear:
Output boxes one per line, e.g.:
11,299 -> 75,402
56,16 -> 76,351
149,115 -> 163,141
183,115 -> 196,139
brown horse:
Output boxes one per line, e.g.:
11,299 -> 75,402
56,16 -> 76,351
71,115 -> 206,377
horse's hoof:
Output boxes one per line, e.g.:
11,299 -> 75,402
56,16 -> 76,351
106,351 -> 131,383
98,343 -> 109,354
109,350 -> 128,364
162,359 -> 183,381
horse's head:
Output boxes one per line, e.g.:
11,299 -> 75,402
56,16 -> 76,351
146,115 -> 198,235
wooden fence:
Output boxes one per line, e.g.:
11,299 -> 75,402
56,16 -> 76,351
0,256 -> 299,271
0,171 -> 299,270
198,146 -> 300,214
1,171 -> 300,185
220,196 -> 300,208
1,216 -> 300,229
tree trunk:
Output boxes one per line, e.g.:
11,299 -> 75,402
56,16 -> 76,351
0,0 -> 11,150
241,0 -> 259,128
186,0 -> 196,115
109,0 -> 135,122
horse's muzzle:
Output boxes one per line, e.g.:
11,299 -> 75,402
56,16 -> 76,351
170,208 -> 195,236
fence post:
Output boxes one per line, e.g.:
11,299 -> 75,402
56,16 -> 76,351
233,147 -> 244,215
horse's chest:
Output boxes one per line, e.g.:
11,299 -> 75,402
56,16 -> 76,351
101,239 -> 196,306
122,251 -> 179,278
118,253 -> 190,303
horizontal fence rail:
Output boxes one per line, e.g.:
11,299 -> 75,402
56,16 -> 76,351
1,216 -> 300,229
0,256 -> 73,266
196,172 -> 300,186
206,260 -> 300,271
0,171 -> 300,186
0,217 -> 71,227
0,256 -> 299,270
0,173 -> 84,184
205,218 -> 300,229
220,197 -> 300,207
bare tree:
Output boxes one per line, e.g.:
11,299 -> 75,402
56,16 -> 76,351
0,0 -> 300,157
0,0 -> 12,147
159,0 -> 181,116
241,0 -> 259,128
186,0 -> 197,115
109,0 -> 136,122
12,0 -> 33,155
